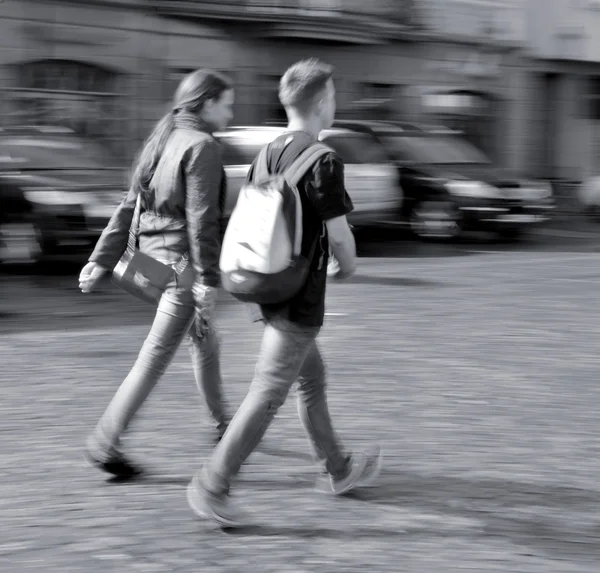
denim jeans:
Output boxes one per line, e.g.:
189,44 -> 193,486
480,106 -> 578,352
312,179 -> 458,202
201,317 -> 350,497
88,266 -> 228,459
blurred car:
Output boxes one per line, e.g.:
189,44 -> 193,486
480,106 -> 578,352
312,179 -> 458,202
215,125 -> 401,227
333,120 -> 555,240
0,126 -> 126,264
578,176 -> 600,219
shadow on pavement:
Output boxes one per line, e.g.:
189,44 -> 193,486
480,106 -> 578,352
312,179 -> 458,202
349,469 -> 600,561
221,523 -> 405,539
351,469 -> 600,510
346,274 -> 447,288
230,468 -> 600,561
96,453 -> 600,561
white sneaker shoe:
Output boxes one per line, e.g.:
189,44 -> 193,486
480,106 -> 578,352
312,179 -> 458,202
187,472 -> 247,529
317,445 -> 383,495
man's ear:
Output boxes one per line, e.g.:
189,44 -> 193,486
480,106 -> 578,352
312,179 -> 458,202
315,96 -> 326,115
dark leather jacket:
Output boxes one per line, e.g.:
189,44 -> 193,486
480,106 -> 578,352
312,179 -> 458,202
89,115 -> 225,288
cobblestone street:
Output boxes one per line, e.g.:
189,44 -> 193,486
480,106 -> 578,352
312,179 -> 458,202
2,245 -> 600,572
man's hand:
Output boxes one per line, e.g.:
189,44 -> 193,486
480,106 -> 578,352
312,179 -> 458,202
327,255 -> 355,281
327,254 -> 355,281
79,262 -> 108,293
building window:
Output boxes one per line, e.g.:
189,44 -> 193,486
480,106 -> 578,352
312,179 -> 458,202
586,76 -> 600,119
3,59 -> 126,155
260,75 -> 286,123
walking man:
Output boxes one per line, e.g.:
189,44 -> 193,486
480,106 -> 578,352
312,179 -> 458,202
187,58 -> 382,527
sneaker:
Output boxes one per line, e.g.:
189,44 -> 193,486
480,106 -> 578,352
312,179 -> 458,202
356,445 -> 383,487
84,446 -> 142,479
187,472 -> 246,529
317,445 -> 383,495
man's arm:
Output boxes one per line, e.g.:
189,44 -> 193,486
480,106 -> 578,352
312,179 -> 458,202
308,152 -> 356,279
325,214 -> 356,279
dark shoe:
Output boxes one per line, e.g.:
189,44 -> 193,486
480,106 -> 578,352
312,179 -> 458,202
187,471 -> 247,528
214,422 -> 229,445
84,447 -> 142,479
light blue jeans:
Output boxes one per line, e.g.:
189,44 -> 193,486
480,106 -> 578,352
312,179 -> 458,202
88,267 -> 228,459
201,317 -> 351,496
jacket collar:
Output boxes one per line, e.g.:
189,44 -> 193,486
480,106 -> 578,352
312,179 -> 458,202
173,111 -> 213,134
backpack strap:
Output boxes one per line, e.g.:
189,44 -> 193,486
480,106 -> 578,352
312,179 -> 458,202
284,142 -> 333,187
125,192 -> 142,255
253,145 -> 270,184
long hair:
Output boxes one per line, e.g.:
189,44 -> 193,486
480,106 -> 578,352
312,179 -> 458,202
132,69 -> 232,195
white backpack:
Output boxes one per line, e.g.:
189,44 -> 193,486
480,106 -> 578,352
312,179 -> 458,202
220,141 -> 331,304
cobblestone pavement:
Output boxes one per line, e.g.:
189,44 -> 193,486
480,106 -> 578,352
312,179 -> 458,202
1,248 -> 600,572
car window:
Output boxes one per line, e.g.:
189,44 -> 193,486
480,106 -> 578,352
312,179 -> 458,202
382,135 -> 490,165
220,141 -> 247,166
323,133 -> 389,164
217,135 -> 268,166
378,137 -> 415,163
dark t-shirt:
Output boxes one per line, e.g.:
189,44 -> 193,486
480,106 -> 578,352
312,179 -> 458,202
246,131 -> 354,327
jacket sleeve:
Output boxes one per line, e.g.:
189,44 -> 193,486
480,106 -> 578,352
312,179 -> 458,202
184,139 -> 223,288
88,184 -> 137,270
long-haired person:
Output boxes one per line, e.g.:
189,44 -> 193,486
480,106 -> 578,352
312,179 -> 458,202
79,69 -> 234,478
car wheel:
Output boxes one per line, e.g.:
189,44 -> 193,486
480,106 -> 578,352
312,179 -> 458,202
409,200 -> 462,241
0,221 -> 46,265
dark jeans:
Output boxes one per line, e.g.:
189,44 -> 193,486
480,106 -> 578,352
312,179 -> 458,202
201,316 -> 350,496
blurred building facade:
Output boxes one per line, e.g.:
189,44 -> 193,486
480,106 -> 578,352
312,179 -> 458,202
525,0 -> 600,180
0,0 -> 530,173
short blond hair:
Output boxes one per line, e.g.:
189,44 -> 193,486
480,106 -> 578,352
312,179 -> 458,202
278,58 -> 334,115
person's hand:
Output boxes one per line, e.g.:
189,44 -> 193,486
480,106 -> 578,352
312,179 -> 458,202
327,255 -> 340,278
79,261 -> 108,293
327,255 -> 355,281
192,284 -> 218,339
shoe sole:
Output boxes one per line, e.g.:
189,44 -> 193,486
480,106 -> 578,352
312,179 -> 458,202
186,481 -> 243,529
